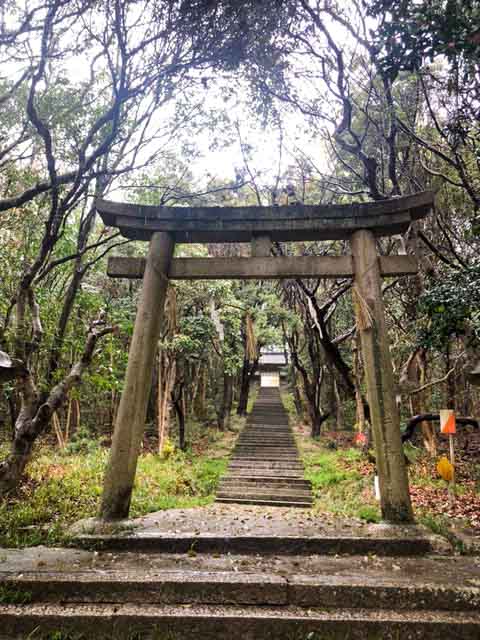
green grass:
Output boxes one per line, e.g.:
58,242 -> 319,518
0,433 -> 229,548
0,585 -> 33,604
280,391 -> 298,418
303,447 -> 381,523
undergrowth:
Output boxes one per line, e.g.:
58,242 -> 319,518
303,445 -> 381,523
0,422 -> 231,548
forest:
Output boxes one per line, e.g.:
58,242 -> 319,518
0,0 -> 479,546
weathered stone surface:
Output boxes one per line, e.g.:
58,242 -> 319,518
100,231 -> 175,520
351,229 -> 413,523
71,505 -> 450,556
96,190 -> 434,243
107,255 -> 419,280
5,568 -> 479,611
1,538 -> 478,638
1,602 -> 479,639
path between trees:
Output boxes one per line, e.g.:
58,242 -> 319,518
216,387 -> 313,508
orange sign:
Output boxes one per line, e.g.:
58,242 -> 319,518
440,410 -> 456,435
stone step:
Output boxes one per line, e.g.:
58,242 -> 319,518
235,451 -> 298,455
226,475 -> 304,482
241,426 -> 291,429
219,485 -> 311,494
235,446 -> 297,452
229,459 -> 302,465
245,425 -> 290,430
232,458 -> 301,465
246,414 -> 291,430
237,436 -> 295,441
228,464 -> 303,471
248,415 -> 288,419
235,441 -> 296,445
226,474 -> 304,481
245,421 -> 290,426
221,477 -> 312,487
235,443 -> 297,447
237,443 -> 295,448
234,447 -> 298,453
248,414 -> 289,419
228,461 -> 301,469
2,602 -> 479,639
234,445 -> 300,460
233,449 -> 298,454
233,450 -> 300,457
74,533 -> 441,556
248,420 -> 289,425
215,497 -> 312,508
238,434 -> 294,438
228,462 -> 303,478
245,421 -> 290,424
0,568 -> 478,611
242,435 -> 292,439
237,434 -> 295,439
218,484 -> 312,495
216,491 -> 313,504
229,458 -> 302,464
239,427 -> 295,442
217,494 -> 312,506
239,436 -> 293,441
236,439 -> 295,442
226,471 -> 305,479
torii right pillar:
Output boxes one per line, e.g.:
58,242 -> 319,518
351,230 -> 414,523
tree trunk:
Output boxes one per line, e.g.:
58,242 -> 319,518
446,340 -> 456,410
353,340 -> 366,433
7,393 -> 17,439
237,357 -> 258,415
158,352 -> 175,456
173,385 -> 186,451
217,372 -> 234,430
324,366 -> 336,431
334,379 -> 345,431
195,366 -> 207,418
0,322 -> 113,496
307,392 -> 329,438
310,407 -> 329,438
415,351 -> 437,456
289,365 -> 304,417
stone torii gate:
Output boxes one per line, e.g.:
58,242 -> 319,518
95,191 -> 434,524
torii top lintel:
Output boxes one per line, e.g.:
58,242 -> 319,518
95,191 -> 434,243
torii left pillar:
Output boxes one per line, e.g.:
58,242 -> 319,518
100,232 -> 174,520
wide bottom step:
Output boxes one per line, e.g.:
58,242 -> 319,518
1,603 -> 478,640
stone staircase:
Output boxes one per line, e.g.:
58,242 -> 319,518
0,534 -> 479,639
216,387 -> 313,508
